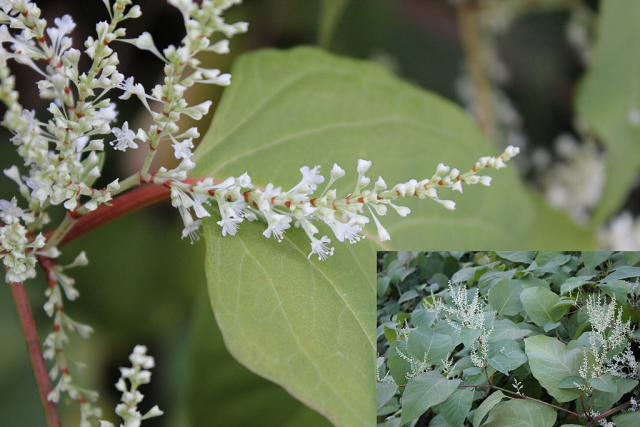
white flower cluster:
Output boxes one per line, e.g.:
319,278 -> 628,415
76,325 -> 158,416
0,0 -> 244,423
0,0 -> 133,215
111,0 -> 247,176
582,294 -> 634,378
0,197 -> 46,282
99,345 -> 163,427
606,344 -> 639,381
159,146 -> 519,260
427,282 -> 494,368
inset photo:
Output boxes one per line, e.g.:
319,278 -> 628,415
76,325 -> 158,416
377,251 -> 640,427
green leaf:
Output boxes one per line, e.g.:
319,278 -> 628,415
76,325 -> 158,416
400,371 -> 460,424
524,336 -> 587,402
601,266 -> 640,283
388,340 -> 410,385
384,326 -> 398,344
598,280 -> 630,305
560,277 -> 593,296
489,319 -> 531,342
398,289 -> 420,304
472,391 -> 507,427
440,387 -> 474,427
613,411 -> 640,427
557,375 -> 585,393
378,275 -> 391,296
377,382 -> 399,411
480,399 -> 557,427
591,378 -> 638,413
451,264 -> 496,283
431,415 -> 453,427
590,373 -> 617,394
576,1 -> 640,224
411,308 -> 436,328
488,279 -> 523,317
520,287 -> 569,327
535,252 -> 565,266
495,252 -> 534,264
543,321 -> 561,332
186,291 -> 331,427
489,339 -> 527,371
624,252 -> 640,266
202,215 -> 374,427
551,298 -> 576,310
488,353 -> 511,375
407,325 -> 454,364
460,327 -> 482,349
582,252 -> 613,274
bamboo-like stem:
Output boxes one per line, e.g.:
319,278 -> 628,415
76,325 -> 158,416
457,0 -> 495,142
9,280 -> 61,427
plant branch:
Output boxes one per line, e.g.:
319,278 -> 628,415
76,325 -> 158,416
457,0 -> 495,142
44,177 -> 209,247
9,279 -> 61,427
458,383 -> 586,419
586,401 -> 631,427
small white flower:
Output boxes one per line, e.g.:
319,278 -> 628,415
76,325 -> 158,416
308,235 -> 333,261
330,163 -> 345,180
54,15 -> 76,36
110,122 -> 138,151
371,212 -> 390,241
438,200 -> 456,211
298,165 -> 324,191
357,159 -> 372,175
171,137 -> 194,160
262,213 -> 291,241
96,102 -> 118,123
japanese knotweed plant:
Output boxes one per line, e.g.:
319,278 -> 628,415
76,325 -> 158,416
0,0 -> 520,425
377,251 -> 640,427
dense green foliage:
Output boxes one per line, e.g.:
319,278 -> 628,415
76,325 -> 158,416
377,252 -> 640,426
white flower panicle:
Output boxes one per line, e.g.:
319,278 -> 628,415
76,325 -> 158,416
581,293 -> 635,379
158,145 -> 519,260
99,345 -> 163,427
0,197 -> 46,282
427,281 -> 495,368
0,0 -> 242,423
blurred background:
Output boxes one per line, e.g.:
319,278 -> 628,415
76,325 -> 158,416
2,0 -> 635,425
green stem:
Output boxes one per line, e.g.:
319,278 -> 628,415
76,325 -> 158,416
43,213 -> 78,250
113,172 -> 143,197
139,146 -> 157,178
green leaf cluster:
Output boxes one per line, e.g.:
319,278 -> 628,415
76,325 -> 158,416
377,251 -> 640,426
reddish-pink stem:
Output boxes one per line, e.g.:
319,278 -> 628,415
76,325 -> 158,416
48,177 -> 205,247
9,280 -> 61,427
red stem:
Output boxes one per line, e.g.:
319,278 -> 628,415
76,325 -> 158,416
11,176 -> 213,425
48,178 -> 203,247
9,280 -> 61,427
